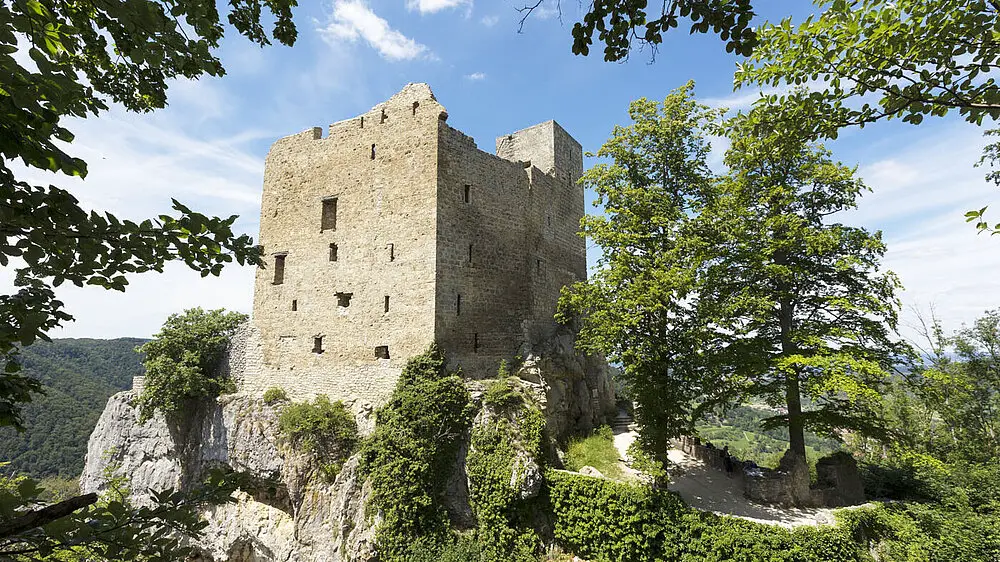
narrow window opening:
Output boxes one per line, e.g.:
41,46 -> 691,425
386,243 -> 395,262
312,337 -> 324,354
384,295 -> 390,313
291,299 -> 298,311
329,243 -> 339,262
456,294 -> 462,316
547,215 -> 552,226
473,333 -> 479,353
412,101 -> 419,115
359,116 -> 364,128
370,144 -> 376,160
468,244 -> 473,264
463,184 -> 471,203
336,292 -> 353,307
321,198 -> 337,231
375,345 -> 390,359
536,259 -> 542,273
380,109 -> 387,123
272,255 -> 286,285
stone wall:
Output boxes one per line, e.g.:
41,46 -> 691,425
676,436 -> 865,508
435,120 -> 586,377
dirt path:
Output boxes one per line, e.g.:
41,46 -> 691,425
612,429 -> 839,528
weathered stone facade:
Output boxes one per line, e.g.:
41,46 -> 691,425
247,83 -> 586,402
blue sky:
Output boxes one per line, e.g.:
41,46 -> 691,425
6,0 -> 999,344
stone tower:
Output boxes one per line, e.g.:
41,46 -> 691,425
243,83 -> 586,404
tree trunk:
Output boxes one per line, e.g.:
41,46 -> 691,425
779,297 -> 807,463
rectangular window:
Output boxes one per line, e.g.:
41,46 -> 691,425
387,243 -> 395,262
468,244 -> 473,264
291,299 -> 297,311
329,243 -> 338,262
370,144 -> 376,160
272,255 -> 286,285
384,295 -> 390,313
463,184 -> 471,203
375,345 -> 390,359
312,336 -> 323,354
321,198 -> 337,231
456,294 -> 462,315
336,292 -> 353,307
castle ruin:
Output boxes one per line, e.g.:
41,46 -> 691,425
234,83 -> 587,406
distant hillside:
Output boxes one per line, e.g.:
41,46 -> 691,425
0,338 -> 146,477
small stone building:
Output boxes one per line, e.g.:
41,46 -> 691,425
237,83 -> 587,405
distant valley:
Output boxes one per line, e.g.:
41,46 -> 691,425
0,338 -> 145,478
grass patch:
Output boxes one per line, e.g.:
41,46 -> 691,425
564,426 -> 624,479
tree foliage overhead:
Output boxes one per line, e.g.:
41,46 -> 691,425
736,0 -> 1000,129
565,0 -> 758,60
135,308 -> 246,423
0,0 -> 300,429
560,84 -> 906,463
735,0 -> 1000,234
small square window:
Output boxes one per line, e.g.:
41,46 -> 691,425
336,292 -> 353,307
375,345 -> 390,359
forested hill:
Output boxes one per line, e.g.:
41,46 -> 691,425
0,338 -> 145,477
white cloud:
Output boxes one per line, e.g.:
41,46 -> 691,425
319,1 -> 429,61
407,0 -> 470,14
465,72 -> 486,81
480,15 -> 499,26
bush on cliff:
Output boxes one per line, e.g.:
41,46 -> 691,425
278,395 -> 359,481
135,308 -> 246,423
360,345 -> 474,561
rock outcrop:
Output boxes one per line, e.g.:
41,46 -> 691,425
80,392 -> 375,562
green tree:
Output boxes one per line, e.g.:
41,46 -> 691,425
907,309 -> 1000,463
135,308 -> 246,423
561,90 -> 906,472
558,82 -> 724,458
697,107 -> 906,466
1,0 -> 299,429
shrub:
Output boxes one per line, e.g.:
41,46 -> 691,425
262,386 -> 288,405
360,345 -> 474,561
547,470 -> 865,562
278,396 -> 358,480
135,308 -> 246,423
404,535 -> 481,562
564,426 -> 624,479
466,378 -> 546,562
